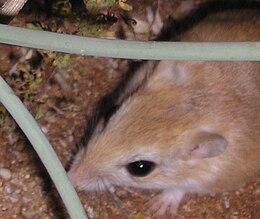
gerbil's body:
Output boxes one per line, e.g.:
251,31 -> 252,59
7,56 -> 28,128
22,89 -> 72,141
69,9 -> 260,215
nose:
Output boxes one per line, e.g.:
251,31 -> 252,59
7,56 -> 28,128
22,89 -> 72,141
67,168 -> 79,188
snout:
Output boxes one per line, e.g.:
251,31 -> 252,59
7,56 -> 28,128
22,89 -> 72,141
67,165 -> 101,191
67,168 -> 79,188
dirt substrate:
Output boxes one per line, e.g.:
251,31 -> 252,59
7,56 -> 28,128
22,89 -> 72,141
0,0 -> 259,218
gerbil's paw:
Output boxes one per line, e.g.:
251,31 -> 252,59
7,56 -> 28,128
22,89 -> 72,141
147,189 -> 185,218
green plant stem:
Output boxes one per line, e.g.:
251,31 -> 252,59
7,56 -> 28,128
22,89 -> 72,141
0,76 -> 87,219
0,24 -> 259,60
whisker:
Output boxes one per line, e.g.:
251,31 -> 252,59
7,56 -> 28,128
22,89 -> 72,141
102,179 -> 124,216
96,178 -> 102,219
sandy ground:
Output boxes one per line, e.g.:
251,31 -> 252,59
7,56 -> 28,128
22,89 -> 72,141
0,0 -> 259,218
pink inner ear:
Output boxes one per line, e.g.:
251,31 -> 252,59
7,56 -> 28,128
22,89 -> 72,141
191,137 -> 228,159
179,133 -> 228,160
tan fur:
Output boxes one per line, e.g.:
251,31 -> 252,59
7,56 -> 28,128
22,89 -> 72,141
69,9 -> 260,215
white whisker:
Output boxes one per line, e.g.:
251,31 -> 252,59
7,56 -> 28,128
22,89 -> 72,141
102,179 -> 125,215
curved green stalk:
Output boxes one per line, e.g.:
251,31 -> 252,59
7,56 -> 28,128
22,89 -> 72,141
0,24 -> 259,60
0,76 -> 87,219
0,20 -> 259,219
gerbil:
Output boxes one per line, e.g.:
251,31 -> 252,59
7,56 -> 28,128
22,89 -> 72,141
68,9 -> 260,216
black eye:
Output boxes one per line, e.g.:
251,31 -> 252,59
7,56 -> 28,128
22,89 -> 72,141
126,160 -> 155,177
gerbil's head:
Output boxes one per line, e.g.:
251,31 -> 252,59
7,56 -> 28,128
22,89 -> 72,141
68,62 -> 228,192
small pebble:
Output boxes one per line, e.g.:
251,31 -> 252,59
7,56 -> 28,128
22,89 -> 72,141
86,206 -> 94,219
210,193 -> 216,197
24,174 -> 30,179
59,139 -> 68,148
223,196 -> 231,209
68,135 -> 74,143
0,168 -> 12,180
41,126 -> 49,134
13,151 -> 22,161
5,183 -> 20,195
22,210 -> 35,219
109,186 -> 115,193
10,197 -> 19,203
108,59 -> 119,69
1,202 -> 12,211
235,191 -> 241,196
2,206 -> 8,211
7,133 -> 19,145
233,211 -> 239,216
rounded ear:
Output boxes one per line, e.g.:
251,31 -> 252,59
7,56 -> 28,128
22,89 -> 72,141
178,132 -> 228,160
